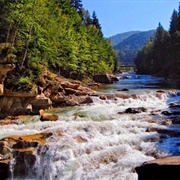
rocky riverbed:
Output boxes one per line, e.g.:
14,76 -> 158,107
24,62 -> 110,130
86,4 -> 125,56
0,71 -> 180,179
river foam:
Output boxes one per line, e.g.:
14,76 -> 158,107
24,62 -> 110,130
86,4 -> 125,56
0,73 -> 180,180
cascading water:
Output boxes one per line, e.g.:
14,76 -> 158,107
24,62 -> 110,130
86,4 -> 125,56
0,73 -> 180,180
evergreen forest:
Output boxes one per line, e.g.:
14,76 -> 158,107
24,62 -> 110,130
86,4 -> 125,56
135,4 -> 180,79
0,0 -> 116,91
113,30 -> 155,65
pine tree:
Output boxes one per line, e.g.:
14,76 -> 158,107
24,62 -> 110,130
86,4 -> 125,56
154,23 -> 167,46
82,10 -> 92,25
169,9 -> 178,35
70,0 -> 83,11
92,11 -> 101,30
177,3 -> 180,31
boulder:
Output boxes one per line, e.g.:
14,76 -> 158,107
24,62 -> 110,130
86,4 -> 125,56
71,95 -> 93,104
135,156 -> 180,180
156,90 -> 166,93
50,92 -> 66,106
40,113 -> 58,121
117,88 -> 129,91
76,85 -> 96,96
0,63 -> 15,96
161,111 -> 180,116
99,95 -> 107,100
60,81 -> 80,89
30,94 -> 52,113
125,107 -> 147,114
13,148 -> 37,177
93,74 -> 118,84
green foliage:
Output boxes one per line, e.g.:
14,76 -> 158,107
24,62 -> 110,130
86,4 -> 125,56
16,76 -> 34,92
135,4 -> 180,79
0,0 -> 115,90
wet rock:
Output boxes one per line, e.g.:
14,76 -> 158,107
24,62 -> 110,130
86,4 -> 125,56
158,129 -> 180,137
161,120 -> 172,126
93,74 -> 118,84
0,133 -> 53,178
146,126 -> 180,137
65,88 -> 77,95
161,111 -> 172,116
125,107 -> 147,114
0,160 -> 11,179
156,90 -> 166,93
156,93 -> 164,99
77,86 -> 96,96
13,141 -> 39,149
30,94 -> 52,113
135,156 -> 180,180
73,113 -> 86,118
75,136 -> 87,143
106,95 -> 117,100
99,95 -> 107,100
50,92 -> 66,106
117,88 -> 129,91
172,118 -> 180,124
72,95 -> 93,104
131,94 -> 139,99
169,102 -> 180,108
120,76 -> 129,79
0,119 -> 23,125
0,141 -> 12,159
2,133 -> 52,148
13,148 -> 37,177
40,113 -> 58,121
161,111 -> 180,116
150,110 -> 161,116
65,96 -> 79,106
145,127 -> 159,132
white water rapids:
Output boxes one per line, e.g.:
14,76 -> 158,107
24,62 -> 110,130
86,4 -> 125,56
0,73 -> 180,180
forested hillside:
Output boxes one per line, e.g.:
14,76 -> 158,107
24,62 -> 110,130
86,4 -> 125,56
109,31 -> 140,46
0,0 -> 116,91
113,30 -> 155,65
135,4 -> 180,79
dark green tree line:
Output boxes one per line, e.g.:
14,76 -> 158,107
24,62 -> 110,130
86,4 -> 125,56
135,3 -> 180,78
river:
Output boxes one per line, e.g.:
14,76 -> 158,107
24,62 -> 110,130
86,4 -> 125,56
1,73 -> 180,180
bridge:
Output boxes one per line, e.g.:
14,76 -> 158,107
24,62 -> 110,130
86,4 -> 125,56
119,64 -> 136,72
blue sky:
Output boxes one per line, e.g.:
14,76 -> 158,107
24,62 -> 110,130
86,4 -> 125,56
82,0 -> 180,37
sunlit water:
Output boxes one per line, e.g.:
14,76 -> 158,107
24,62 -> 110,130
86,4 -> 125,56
0,73 -> 180,180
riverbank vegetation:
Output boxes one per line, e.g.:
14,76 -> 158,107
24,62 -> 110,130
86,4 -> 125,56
0,0 -> 117,91
135,4 -> 180,79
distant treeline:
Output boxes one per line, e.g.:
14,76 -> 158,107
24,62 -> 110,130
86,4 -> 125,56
135,4 -> 180,79
0,0 -> 116,90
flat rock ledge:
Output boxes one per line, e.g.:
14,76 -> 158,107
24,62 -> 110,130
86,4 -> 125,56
0,133 -> 52,179
135,156 -> 180,180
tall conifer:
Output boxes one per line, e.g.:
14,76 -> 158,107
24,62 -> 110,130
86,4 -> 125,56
169,9 -> 178,35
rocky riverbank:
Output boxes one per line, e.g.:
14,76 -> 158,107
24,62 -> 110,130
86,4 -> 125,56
0,63 -> 96,119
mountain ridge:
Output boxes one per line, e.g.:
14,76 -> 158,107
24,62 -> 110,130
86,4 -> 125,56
108,31 -> 141,46
109,30 -> 155,65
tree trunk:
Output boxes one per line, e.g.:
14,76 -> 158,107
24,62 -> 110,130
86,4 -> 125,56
20,0 -> 37,70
